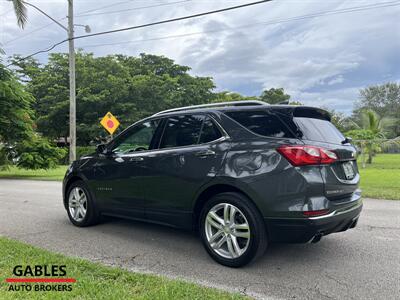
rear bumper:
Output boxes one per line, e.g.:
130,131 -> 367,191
265,200 -> 363,243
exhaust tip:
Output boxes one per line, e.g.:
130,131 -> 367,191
311,233 -> 323,243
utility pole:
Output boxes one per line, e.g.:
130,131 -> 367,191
68,0 -> 76,163
19,1 -> 90,163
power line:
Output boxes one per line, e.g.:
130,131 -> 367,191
78,1 -> 400,49
75,0 -> 191,18
8,0 -> 398,66
76,0 -> 139,15
2,21 -> 59,45
6,0 -> 272,65
2,0 -> 138,46
72,0 -> 272,41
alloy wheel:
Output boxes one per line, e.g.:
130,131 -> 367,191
205,203 -> 250,259
68,187 -> 87,222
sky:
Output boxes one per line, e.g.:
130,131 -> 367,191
1,0 -> 399,115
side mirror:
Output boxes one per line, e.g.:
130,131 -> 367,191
341,137 -> 353,144
96,144 -> 108,155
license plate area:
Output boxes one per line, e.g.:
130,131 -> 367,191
342,161 -> 355,180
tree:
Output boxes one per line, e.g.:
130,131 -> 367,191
0,63 -> 35,168
260,88 -> 290,104
0,63 -> 34,144
355,83 -> 400,137
346,129 -> 377,168
323,108 -> 358,133
11,0 -> 28,28
11,52 -> 216,145
16,136 -> 67,170
211,91 -> 257,103
346,110 -> 389,166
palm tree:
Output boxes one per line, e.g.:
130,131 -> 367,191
1,1 -> 27,54
361,110 -> 386,164
11,0 -> 28,28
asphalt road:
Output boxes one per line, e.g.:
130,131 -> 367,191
0,179 -> 399,299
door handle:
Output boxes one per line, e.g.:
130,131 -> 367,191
195,150 -> 216,158
129,156 -> 144,162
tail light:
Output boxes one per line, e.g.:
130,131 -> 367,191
277,145 -> 337,166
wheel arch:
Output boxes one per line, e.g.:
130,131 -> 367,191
192,183 -> 260,231
63,176 -> 85,209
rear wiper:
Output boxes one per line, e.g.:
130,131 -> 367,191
341,137 -> 352,144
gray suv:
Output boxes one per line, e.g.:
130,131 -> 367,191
63,101 -> 362,267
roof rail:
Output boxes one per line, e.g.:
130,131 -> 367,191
153,100 -> 267,116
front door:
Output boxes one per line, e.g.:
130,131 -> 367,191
93,119 -> 162,219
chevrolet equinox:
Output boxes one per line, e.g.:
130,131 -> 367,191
63,101 -> 362,267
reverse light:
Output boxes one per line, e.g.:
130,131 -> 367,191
277,145 -> 337,166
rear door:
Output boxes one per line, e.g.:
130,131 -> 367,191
141,114 -> 229,228
292,109 -> 359,201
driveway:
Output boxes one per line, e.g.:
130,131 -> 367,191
0,179 -> 399,299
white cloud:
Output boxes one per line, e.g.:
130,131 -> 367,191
1,0 -> 399,114
326,75 -> 344,86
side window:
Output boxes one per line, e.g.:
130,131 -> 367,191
199,117 -> 223,143
112,120 -> 160,154
160,115 -> 204,148
225,110 -> 295,138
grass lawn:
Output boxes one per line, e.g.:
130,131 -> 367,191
0,166 -> 67,181
358,154 -> 400,200
0,154 -> 398,200
0,237 -> 245,300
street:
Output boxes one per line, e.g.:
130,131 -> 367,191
0,179 -> 399,299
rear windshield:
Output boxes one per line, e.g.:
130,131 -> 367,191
225,110 -> 295,138
294,117 -> 345,144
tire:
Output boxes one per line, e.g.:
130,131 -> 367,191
199,192 -> 268,267
66,180 -> 100,227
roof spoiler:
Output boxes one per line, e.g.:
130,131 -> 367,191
293,106 -> 331,121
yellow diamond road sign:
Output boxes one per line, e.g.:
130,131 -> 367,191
100,112 -> 120,135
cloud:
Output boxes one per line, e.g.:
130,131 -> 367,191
326,75 -> 344,86
1,0 -> 399,114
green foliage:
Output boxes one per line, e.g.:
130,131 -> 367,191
346,129 -> 376,140
11,0 -> 28,28
288,100 -> 303,106
355,82 -> 400,137
16,137 -> 67,170
0,63 -> 34,144
0,146 -> 14,170
59,146 -> 96,164
211,91 -> 257,103
346,109 -> 395,165
260,88 -> 290,104
323,108 -> 358,133
11,52 -> 216,146
347,129 -> 382,166
77,146 -> 96,158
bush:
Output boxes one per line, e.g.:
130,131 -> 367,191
77,146 -> 96,158
16,137 -> 67,170
59,146 -> 97,164
0,146 -> 14,170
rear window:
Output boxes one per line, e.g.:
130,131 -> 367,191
294,117 -> 345,144
225,111 -> 295,138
